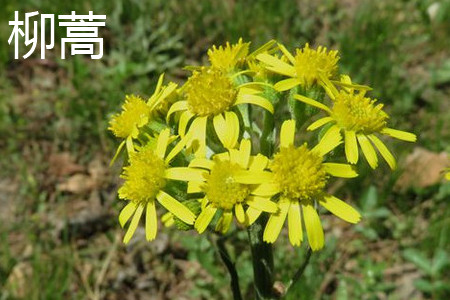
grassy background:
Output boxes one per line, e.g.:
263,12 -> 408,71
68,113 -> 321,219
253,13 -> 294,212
0,0 -> 449,299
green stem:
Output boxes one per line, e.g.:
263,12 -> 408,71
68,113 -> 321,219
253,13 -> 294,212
248,216 -> 275,300
284,247 -> 312,296
216,237 -> 243,300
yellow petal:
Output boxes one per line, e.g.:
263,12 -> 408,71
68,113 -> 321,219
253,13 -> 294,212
249,154 -> 269,171
156,191 -> 195,225
277,42 -> 295,64
235,139 -> 251,168
381,128 -> 417,142
195,204 -> 217,233
318,72 -> 339,98
274,78 -> 302,91
189,158 -> 214,170
166,101 -> 188,123
344,130 -> 359,164
357,134 -> 378,169
212,113 -> 228,148
126,136 -> 135,154
145,201 -> 157,241
165,131 -> 192,163
331,80 -> 372,92
179,110 -> 195,137
323,163 -> 358,178
263,198 -> 290,243
294,94 -> 332,114
288,202 -> 303,246
123,204 -> 144,244
165,167 -> 207,181
235,93 -> 274,114
224,111 -> 239,149
187,181 -> 204,193
119,202 -> 137,228
251,183 -> 280,197
187,116 -> 207,157
246,196 -> 278,213
235,203 -> 246,224
280,119 -> 296,148
245,207 -> 262,226
320,195 -> 361,224
256,53 -> 296,77
215,211 -> 233,234
312,125 -> 342,156
156,128 -> 171,159
307,117 -> 333,131
368,134 -> 396,170
234,170 -> 274,184
302,203 -> 324,251
110,140 -> 126,166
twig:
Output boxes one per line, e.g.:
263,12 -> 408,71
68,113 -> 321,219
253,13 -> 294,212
284,247 -> 312,296
216,236 -> 243,300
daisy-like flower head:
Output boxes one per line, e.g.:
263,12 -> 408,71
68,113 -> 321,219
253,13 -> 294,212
261,120 -> 361,251
117,129 -> 206,244
166,67 -> 274,156
208,38 -> 250,72
256,43 -> 339,91
109,74 -> 178,157
185,140 -> 278,234
295,77 -> 417,170
109,94 -> 150,140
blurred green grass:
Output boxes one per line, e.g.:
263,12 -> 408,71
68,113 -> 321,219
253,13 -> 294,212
0,0 -> 449,299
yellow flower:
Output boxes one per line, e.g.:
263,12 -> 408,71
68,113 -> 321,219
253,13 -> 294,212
166,67 -> 274,156
261,120 -> 361,251
256,43 -> 339,91
295,77 -> 417,169
185,140 -> 277,234
208,38 -> 250,72
117,128 -> 206,244
109,74 -> 178,161
109,94 -> 150,140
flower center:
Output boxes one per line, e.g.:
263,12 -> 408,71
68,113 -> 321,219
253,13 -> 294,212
207,39 -> 250,71
185,67 -> 237,117
271,144 -> 327,201
294,44 -> 339,87
204,160 -> 249,210
118,147 -> 166,205
331,91 -> 388,133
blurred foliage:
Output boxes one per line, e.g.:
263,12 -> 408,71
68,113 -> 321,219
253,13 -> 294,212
0,0 -> 449,299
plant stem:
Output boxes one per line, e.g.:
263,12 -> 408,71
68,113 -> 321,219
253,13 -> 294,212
217,237 -> 243,300
248,216 -> 275,300
284,247 -> 312,296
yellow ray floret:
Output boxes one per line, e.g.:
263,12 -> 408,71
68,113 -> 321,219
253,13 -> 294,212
182,140 -> 277,234
261,120 -> 361,251
117,129 -> 204,244
296,78 -> 416,170
256,43 -> 339,91
166,67 -> 274,156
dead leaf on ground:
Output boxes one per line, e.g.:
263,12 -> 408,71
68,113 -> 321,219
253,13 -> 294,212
48,152 -> 85,177
395,147 -> 448,192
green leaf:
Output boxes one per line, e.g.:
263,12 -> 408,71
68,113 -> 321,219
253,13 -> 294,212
360,185 -> 378,211
336,278 -> 349,300
414,279 -> 434,292
403,249 -> 433,275
432,249 -> 449,275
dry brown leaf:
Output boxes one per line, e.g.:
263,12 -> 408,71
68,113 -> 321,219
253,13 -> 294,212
48,152 -> 84,177
395,147 -> 448,191
57,173 -> 96,194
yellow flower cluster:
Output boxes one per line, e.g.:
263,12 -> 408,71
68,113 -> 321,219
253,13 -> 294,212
109,40 -> 416,251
